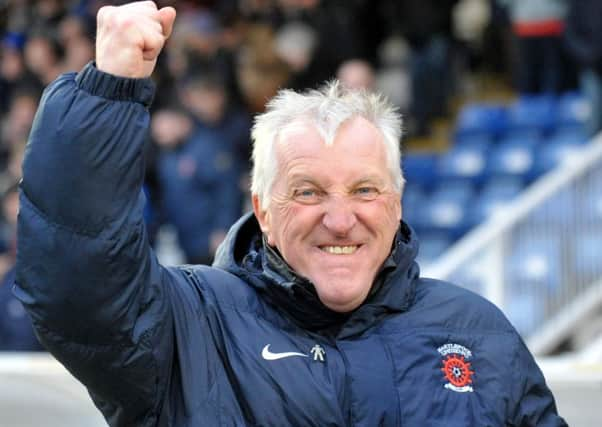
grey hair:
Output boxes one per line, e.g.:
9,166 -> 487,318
251,80 -> 404,209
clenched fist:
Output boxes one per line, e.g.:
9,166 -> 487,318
95,1 -> 176,78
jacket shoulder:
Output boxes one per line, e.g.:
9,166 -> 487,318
410,277 -> 516,333
173,265 -> 261,312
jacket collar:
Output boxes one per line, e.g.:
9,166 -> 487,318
213,213 -> 420,338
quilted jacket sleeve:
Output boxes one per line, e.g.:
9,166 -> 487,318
14,62 -> 175,426
509,336 -> 568,427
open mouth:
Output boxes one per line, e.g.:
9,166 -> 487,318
319,245 -> 360,255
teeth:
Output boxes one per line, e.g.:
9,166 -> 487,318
321,246 -> 358,255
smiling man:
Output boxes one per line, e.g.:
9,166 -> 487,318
14,2 -> 566,426
253,111 -> 402,313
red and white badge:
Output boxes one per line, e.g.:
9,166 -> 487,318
438,343 -> 475,393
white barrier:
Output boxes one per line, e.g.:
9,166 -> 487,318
0,353 -> 107,427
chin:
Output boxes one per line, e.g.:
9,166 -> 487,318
313,276 -> 371,313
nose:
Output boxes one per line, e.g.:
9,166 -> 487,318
322,195 -> 357,236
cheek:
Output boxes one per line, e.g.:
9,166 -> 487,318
272,202 -> 322,246
384,195 -> 402,222
268,201 -> 300,244
365,197 -> 401,228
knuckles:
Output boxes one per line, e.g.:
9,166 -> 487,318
96,5 -> 114,28
97,2 -> 159,35
94,1 -> 167,76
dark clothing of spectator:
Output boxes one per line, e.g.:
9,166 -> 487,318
499,0 -> 567,94
0,267 -> 43,351
380,0 -> 459,136
284,2 -> 369,90
564,0 -> 602,71
157,114 -> 248,264
564,0 -> 602,136
515,35 -> 565,94
382,0 -> 458,50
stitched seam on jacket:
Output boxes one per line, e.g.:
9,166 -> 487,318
20,187 -> 109,237
378,325 -> 516,336
377,332 -> 403,426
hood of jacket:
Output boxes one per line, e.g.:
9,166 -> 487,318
213,212 -> 420,339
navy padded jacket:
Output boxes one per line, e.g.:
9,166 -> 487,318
15,63 -> 567,427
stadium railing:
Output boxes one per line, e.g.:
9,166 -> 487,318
423,135 -> 602,355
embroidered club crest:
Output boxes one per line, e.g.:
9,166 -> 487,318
438,343 -> 475,393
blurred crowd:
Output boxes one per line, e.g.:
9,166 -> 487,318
1,0 -> 602,350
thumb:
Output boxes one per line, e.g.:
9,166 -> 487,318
158,6 -> 176,39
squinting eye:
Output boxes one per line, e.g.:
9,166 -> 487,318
293,188 -> 321,204
354,187 -> 379,199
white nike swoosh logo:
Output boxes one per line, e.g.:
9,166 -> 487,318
261,344 -> 308,360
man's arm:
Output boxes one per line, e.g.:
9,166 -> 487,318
14,2 -> 179,424
509,338 -> 568,426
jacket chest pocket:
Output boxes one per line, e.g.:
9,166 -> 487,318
386,333 -> 509,426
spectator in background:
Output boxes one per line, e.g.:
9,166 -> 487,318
151,93 -> 246,264
336,59 -> 376,91
2,89 -> 38,149
564,0 -> 602,137
0,33 -> 39,114
374,36 -> 413,115
23,32 -> 63,86
274,21 -> 318,90
0,88 -> 38,182
167,7 -> 243,109
30,0 -> 67,35
236,23 -> 291,113
498,0 -> 567,94
381,0 -> 459,137
0,180 -> 42,351
58,13 -> 94,73
60,32 -> 94,73
291,0 -> 369,84
178,74 -> 252,187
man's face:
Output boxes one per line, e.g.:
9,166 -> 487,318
253,116 -> 402,312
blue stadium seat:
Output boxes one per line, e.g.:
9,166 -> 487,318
402,152 -> 439,189
437,145 -> 487,184
531,132 -> 589,178
453,133 -> 495,149
548,125 -> 588,144
507,235 -> 562,293
454,103 -> 508,140
556,91 -> 590,129
401,183 -> 428,230
485,137 -> 536,182
421,181 -> 476,239
502,128 -> 542,142
506,95 -> 556,135
415,232 -> 453,267
469,177 -> 523,225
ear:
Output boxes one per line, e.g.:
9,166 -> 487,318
252,194 -> 274,245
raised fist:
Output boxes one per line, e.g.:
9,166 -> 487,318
95,1 -> 176,78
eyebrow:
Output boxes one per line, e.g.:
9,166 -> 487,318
351,176 -> 386,187
287,174 -> 386,189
